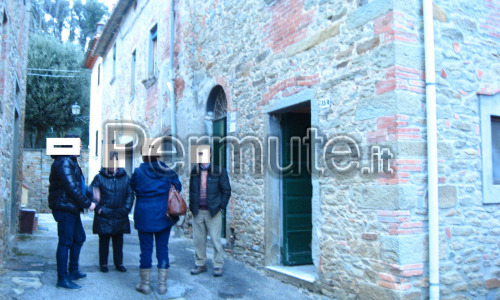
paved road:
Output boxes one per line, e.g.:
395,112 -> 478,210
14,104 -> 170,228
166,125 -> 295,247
0,213 -> 323,300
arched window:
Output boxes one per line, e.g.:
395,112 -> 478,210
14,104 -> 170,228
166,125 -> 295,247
206,85 -> 227,119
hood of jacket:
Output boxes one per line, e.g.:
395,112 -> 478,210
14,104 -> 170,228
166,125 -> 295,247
139,161 -> 174,181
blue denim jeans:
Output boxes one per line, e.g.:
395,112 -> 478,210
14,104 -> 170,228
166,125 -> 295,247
138,227 -> 172,269
52,210 -> 86,278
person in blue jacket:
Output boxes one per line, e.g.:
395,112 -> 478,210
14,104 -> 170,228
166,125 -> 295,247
131,147 -> 181,295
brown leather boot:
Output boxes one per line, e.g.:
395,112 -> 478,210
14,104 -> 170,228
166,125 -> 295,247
158,268 -> 168,295
190,265 -> 207,275
136,268 -> 151,295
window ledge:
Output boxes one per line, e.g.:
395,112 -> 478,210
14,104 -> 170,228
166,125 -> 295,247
142,75 -> 157,88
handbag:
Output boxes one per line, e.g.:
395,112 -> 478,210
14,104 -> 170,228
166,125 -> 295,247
167,184 -> 187,217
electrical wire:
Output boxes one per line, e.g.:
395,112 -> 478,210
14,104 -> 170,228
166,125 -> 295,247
27,68 -> 85,73
27,73 -> 87,78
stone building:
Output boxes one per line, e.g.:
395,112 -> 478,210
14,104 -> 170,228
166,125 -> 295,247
85,0 -> 500,298
0,0 -> 30,268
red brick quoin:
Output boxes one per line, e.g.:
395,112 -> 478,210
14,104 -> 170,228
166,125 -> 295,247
374,11 -> 419,44
376,66 -> 426,95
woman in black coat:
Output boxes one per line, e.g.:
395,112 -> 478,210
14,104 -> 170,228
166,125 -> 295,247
90,166 -> 134,272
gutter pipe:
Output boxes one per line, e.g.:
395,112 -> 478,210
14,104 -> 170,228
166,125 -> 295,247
170,0 -> 176,136
423,0 -> 439,299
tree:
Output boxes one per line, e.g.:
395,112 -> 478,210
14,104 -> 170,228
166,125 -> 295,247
30,0 -> 71,41
26,0 -> 109,148
71,0 -> 108,50
30,0 -> 108,50
25,33 -> 91,148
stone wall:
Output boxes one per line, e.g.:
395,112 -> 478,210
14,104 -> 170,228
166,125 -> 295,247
22,149 -> 90,212
92,0 -> 499,298
0,0 -> 30,269
431,1 -> 500,298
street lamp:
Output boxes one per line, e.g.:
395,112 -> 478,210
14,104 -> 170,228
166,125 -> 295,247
71,102 -> 81,115
71,102 -> 89,123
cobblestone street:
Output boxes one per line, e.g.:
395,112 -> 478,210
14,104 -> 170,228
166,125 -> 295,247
0,213 -> 322,300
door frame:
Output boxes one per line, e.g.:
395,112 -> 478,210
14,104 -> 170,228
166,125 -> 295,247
264,89 -> 321,268
205,85 -> 229,240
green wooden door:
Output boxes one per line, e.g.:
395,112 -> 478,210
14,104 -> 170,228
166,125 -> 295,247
213,118 -> 227,238
282,113 -> 312,265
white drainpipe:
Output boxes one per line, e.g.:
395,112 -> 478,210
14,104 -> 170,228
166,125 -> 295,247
170,0 -> 176,136
423,0 -> 439,299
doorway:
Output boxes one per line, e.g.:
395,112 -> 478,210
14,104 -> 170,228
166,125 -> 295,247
206,85 -> 228,238
280,105 -> 312,266
10,107 -> 20,234
212,117 -> 227,238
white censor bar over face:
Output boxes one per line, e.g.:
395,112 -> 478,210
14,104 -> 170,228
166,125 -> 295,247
46,138 -> 81,156
141,138 -> 163,157
191,145 -> 210,164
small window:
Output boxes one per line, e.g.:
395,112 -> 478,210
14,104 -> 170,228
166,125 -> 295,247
97,64 -> 101,86
95,130 -> 99,156
149,24 -> 158,76
480,93 -> 500,204
131,50 -> 136,96
112,44 -> 116,79
490,117 -> 500,184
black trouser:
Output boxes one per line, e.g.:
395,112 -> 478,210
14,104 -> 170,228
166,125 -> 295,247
52,210 -> 86,279
98,234 -> 124,267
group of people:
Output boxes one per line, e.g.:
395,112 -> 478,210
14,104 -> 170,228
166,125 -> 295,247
48,135 -> 231,295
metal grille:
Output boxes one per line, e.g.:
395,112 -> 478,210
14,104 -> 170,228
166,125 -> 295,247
213,89 -> 227,119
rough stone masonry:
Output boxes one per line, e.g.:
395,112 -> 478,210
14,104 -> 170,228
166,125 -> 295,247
0,0 -> 29,271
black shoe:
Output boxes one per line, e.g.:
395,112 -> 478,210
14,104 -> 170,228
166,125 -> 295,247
115,265 -> 127,272
56,277 -> 82,289
100,265 -> 109,273
69,271 -> 87,281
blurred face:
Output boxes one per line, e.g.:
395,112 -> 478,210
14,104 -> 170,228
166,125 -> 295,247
142,155 -> 159,163
194,145 -> 211,164
107,157 -> 118,174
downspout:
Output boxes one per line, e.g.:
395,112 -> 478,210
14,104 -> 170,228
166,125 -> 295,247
423,0 -> 439,299
170,0 -> 176,136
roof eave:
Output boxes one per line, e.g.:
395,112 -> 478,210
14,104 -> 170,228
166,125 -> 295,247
94,0 -> 135,57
